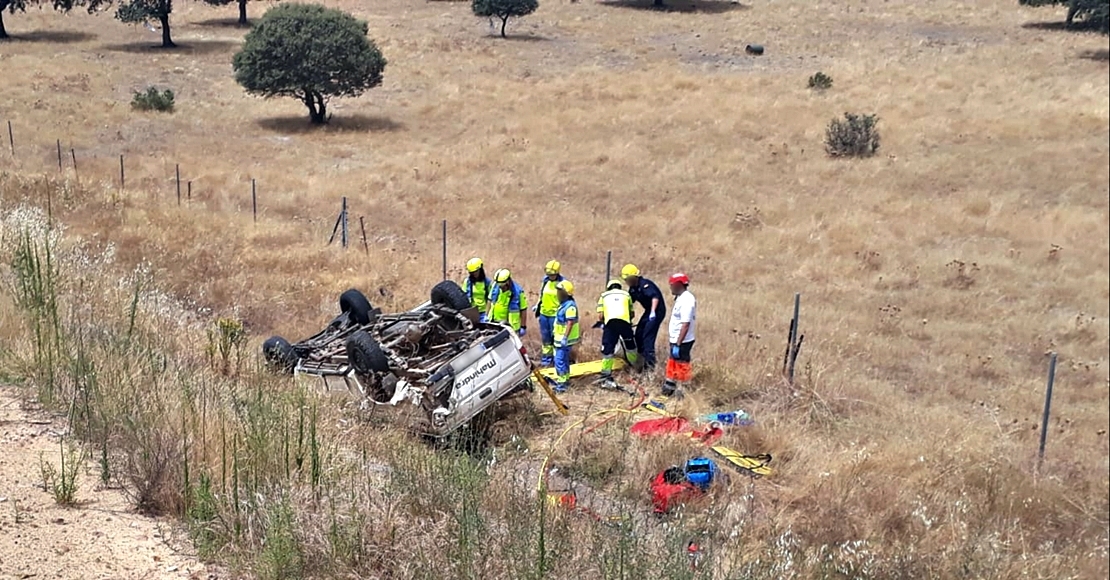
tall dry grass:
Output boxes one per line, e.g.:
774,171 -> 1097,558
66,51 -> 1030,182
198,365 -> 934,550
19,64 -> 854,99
1,0 -> 1108,576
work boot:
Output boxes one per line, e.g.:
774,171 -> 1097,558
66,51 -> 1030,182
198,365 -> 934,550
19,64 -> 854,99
554,383 -> 568,394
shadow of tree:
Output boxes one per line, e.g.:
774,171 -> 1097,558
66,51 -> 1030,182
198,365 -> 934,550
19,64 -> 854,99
1079,48 -> 1109,61
1022,20 -> 1107,33
599,0 -> 748,14
192,17 -> 252,29
8,30 -> 97,43
481,33 -> 550,42
101,39 -> 240,55
256,114 -> 405,134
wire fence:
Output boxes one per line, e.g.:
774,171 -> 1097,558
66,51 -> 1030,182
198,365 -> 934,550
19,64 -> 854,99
1,118 -> 1069,466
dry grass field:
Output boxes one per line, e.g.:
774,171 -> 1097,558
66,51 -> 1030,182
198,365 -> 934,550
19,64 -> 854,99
1,0 -> 1108,577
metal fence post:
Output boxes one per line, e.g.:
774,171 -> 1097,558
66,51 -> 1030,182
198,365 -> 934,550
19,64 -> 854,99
1037,352 -> 1058,469
341,196 -> 348,248
441,219 -> 448,281
787,293 -> 801,383
605,250 -> 612,285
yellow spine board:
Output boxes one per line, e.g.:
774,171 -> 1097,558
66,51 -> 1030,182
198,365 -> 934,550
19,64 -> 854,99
537,358 -> 625,379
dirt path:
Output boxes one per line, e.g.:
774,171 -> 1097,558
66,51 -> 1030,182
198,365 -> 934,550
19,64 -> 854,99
0,386 -> 228,580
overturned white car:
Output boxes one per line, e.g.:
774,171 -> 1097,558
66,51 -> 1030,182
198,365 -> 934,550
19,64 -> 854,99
262,281 -> 536,438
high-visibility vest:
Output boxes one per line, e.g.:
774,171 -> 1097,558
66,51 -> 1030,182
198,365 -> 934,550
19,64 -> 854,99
554,300 -> 580,345
490,281 -> 528,330
538,275 -> 564,317
597,289 -> 633,323
464,277 -> 491,310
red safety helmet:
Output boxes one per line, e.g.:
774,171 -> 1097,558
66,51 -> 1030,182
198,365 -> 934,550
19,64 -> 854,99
669,272 -> 690,286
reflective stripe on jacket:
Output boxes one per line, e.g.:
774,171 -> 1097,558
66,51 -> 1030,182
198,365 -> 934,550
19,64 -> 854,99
490,281 -> 528,330
597,289 -> 633,323
538,275 -> 564,317
464,277 -> 491,310
554,300 -> 580,345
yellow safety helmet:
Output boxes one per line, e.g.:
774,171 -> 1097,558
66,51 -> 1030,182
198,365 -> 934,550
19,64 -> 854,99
621,264 -> 640,279
545,260 -> 561,275
466,258 -> 484,273
494,268 -> 512,283
607,279 -> 623,290
556,280 -> 574,295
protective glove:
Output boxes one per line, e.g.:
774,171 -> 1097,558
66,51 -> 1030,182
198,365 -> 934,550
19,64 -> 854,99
670,344 -> 681,359
478,312 -> 488,323
559,339 -> 568,349
648,312 -> 657,323
592,321 -> 604,330
518,327 -> 527,337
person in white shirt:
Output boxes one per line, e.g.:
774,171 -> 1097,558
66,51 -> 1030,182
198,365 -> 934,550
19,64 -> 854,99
663,272 -> 695,397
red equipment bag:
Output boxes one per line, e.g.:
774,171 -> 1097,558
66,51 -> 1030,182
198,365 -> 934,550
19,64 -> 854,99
650,467 -> 701,514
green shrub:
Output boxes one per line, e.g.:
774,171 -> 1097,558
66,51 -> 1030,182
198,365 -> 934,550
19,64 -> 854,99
825,112 -> 881,158
131,87 -> 175,112
39,440 -> 83,505
808,72 -> 833,90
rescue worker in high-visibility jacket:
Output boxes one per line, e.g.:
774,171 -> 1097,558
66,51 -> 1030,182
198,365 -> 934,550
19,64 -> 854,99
552,280 -> 580,393
463,257 -> 492,322
486,268 -> 528,336
595,280 -> 639,386
621,264 -> 667,370
534,260 -> 564,367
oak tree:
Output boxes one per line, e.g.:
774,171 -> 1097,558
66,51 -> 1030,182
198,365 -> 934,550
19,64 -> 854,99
116,0 -> 176,47
0,0 -> 108,40
232,3 -> 387,124
472,0 -> 537,38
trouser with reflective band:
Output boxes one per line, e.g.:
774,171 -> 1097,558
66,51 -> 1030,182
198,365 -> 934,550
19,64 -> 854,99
538,314 -> 556,365
663,341 -> 694,396
600,319 -> 637,376
554,343 -> 577,390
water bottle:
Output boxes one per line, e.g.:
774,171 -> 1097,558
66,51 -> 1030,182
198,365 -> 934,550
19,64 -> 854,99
700,410 -> 753,426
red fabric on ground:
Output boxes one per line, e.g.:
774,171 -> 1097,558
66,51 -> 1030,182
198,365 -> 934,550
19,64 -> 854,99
650,470 -> 701,513
631,417 -> 690,437
689,425 -> 724,445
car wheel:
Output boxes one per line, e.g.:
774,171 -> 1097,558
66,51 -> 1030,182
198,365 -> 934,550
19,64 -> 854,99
262,336 -> 297,372
339,289 -> 373,325
346,330 -> 390,374
430,280 -> 471,311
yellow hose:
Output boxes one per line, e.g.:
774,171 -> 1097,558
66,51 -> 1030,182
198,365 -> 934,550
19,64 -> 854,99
534,406 -> 641,493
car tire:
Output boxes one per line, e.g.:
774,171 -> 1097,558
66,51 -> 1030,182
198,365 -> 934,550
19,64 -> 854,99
339,289 -> 373,325
262,336 -> 297,372
346,330 -> 390,374
430,280 -> 471,311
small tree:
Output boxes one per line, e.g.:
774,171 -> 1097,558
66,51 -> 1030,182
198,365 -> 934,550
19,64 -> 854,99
824,113 -> 881,158
116,0 -> 176,47
0,0 -> 109,40
472,0 -> 537,38
131,87 -> 175,112
807,72 -> 833,91
201,0 -> 257,26
232,3 -> 387,125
